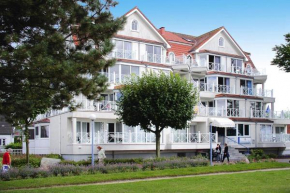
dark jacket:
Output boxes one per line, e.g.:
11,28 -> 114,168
216,146 -> 221,153
224,146 -> 228,154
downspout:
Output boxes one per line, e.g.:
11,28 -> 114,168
255,122 -> 257,148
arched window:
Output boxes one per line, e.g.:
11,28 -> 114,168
132,20 -> 138,31
246,64 -> 252,75
219,37 -> 224,47
169,52 -> 175,64
187,55 -> 192,64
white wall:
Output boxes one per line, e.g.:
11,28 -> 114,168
200,31 -> 244,57
118,12 -> 164,43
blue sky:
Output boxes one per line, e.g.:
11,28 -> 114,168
111,0 -> 290,111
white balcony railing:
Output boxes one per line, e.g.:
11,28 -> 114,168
76,131 -> 157,144
260,133 -> 290,143
199,83 -> 234,94
108,49 -> 137,60
171,132 -> 217,143
208,62 -> 225,72
194,106 -> 243,118
241,87 -> 273,97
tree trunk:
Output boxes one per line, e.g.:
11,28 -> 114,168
155,131 -> 161,158
25,125 -> 30,165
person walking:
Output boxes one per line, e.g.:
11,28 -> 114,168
222,143 -> 229,163
215,144 -> 222,162
2,148 -> 12,171
97,146 -> 106,166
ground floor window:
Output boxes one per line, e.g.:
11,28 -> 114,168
260,125 -> 272,135
76,121 -> 90,143
40,126 -> 49,138
227,128 -> 236,136
0,138 -> 6,146
29,129 -> 35,139
238,124 -> 250,136
275,126 -> 285,134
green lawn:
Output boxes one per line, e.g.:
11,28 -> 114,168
0,162 -> 289,191
5,170 -> 290,193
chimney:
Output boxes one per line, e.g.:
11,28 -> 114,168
160,27 -> 165,35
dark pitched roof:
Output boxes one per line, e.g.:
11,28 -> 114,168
0,116 -> 13,135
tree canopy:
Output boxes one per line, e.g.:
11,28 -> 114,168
0,0 -> 125,163
116,72 -> 199,157
272,33 -> 290,72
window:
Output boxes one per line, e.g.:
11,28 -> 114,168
209,55 -> 221,71
240,79 -> 253,95
131,20 -> 138,31
114,40 -> 133,59
246,64 -> 252,75
231,59 -> 243,74
219,37 -> 224,47
238,124 -> 250,136
168,52 -> 175,64
40,126 -> 49,138
250,102 -> 262,117
29,129 -> 35,139
275,127 -> 285,134
146,45 -> 161,63
76,121 -> 90,143
35,126 -> 39,136
218,77 -> 230,93
227,128 -> 236,136
227,100 -> 239,117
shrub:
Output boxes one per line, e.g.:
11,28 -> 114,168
12,155 -> 41,168
5,142 -> 22,149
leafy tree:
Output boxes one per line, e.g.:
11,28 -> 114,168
0,0 -> 125,163
272,33 -> 290,72
116,72 -> 198,157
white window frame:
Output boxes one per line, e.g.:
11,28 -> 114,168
168,52 -> 175,64
76,121 -> 90,144
238,124 -> 250,136
131,20 -> 138,31
40,125 -> 49,139
218,37 -> 225,47
275,126 -> 285,134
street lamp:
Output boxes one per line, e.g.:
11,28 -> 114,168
209,122 -> 213,166
90,114 -> 97,166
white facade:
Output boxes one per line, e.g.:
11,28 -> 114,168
25,8 -> 290,160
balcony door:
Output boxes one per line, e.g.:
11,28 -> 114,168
209,55 -> 221,71
146,45 -> 161,63
218,77 -> 230,93
227,100 -> 239,117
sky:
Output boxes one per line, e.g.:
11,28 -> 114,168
110,0 -> 290,111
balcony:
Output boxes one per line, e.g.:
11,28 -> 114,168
240,87 -> 274,98
171,132 -> 217,143
75,131 -> 156,144
198,83 -> 235,94
195,106 -> 244,118
260,133 -> 290,143
109,49 -> 137,60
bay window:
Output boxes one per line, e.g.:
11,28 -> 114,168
114,40 -> 133,59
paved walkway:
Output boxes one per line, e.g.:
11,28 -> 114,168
275,158 -> 290,163
4,167 -> 290,192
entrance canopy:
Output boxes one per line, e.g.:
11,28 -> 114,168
209,118 -> 235,128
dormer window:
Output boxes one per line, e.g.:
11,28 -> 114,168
219,37 -> 224,47
169,52 -> 175,64
131,20 -> 138,31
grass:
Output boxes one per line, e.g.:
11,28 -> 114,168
0,162 -> 289,191
8,170 -> 290,193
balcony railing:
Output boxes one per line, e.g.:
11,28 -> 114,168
240,86 -> 273,97
76,131 -> 156,144
199,83 -> 235,94
171,132 -> 217,143
195,106 -> 243,118
260,133 -> 290,143
109,49 -> 137,60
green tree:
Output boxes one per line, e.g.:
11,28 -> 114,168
272,33 -> 290,72
116,72 -> 198,157
0,0 -> 125,164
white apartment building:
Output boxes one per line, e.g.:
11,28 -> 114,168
23,7 -> 290,161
